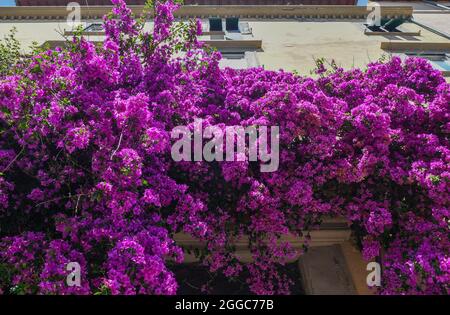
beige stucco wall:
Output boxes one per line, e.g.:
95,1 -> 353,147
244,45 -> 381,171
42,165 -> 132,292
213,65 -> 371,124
249,20 -> 448,73
1,18 -> 449,77
0,21 -> 78,49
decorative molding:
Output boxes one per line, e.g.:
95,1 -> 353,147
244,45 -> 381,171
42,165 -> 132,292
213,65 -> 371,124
0,5 -> 414,20
175,217 -> 352,263
16,0 -> 358,5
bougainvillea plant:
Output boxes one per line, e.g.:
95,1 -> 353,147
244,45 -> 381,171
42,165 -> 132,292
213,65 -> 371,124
0,0 -> 448,295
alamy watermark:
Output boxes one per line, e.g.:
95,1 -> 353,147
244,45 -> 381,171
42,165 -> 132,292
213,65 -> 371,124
170,119 -> 280,172
366,2 -> 381,27
66,2 -> 82,29
366,262 -> 381,287
66,261 -> 81,287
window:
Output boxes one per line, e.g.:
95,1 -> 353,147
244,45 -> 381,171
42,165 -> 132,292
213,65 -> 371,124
225,17 -> 239,32
209,18 -> 223,32
221,52 -> 245,60
239,22 -> 252,35
219,51 -> 259,69
84,23 -> 104,33
365,18 -> 408,33
406,53 -> 450,71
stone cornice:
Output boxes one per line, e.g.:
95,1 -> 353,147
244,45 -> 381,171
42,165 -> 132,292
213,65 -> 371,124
0,5 -> 414,20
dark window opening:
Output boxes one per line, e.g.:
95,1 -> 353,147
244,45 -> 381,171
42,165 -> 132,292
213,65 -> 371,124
84,23 -> 104,32
365,18 -> 408,33
171,262 -> 304,295
221,52 -> 246,60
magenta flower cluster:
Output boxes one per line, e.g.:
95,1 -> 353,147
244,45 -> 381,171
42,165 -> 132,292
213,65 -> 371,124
0,0 -> 448,295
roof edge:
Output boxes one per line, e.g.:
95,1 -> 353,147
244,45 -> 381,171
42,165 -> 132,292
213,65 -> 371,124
0,5 -> 414,20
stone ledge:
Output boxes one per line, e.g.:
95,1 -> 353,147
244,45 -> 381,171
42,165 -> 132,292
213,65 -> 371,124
364,30 -> 421,36
40,38 -> 263,50
205,39 -> 262,49
381,41 -> 450,51
175,217 -> 351,263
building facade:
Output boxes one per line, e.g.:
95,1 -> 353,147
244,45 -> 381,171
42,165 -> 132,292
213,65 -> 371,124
0,0 -> 449,295
15,0 -> 357,6
1,2 -> 449,77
